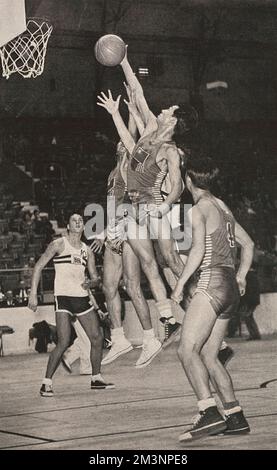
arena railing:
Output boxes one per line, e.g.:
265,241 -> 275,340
0,263 -> 276,310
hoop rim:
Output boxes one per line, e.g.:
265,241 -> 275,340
27,16 -> 52,25
0,16 -> 53,79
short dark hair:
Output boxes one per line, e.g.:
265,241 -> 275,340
186,157 -> 219,190
68,212 -> 83,223
173,103 -> 198,130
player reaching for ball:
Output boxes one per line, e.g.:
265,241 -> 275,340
96,43 -> 199,343
94,34 -> 126,67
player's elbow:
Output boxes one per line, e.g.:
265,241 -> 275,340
191,244 -> 205,263
170,180 -> 183,202
247,239 -> 255,257
176,180 -> 183,199
33,262 -> 44,276
242,237 -> 254,252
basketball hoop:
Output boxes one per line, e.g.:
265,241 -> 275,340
0,18 -> 53,79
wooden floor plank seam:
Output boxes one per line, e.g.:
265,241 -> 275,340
1,410 -> 276,451
0,385 -> 263,419
0,429 -> 55,443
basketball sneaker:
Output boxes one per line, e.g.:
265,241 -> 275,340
104,338 -> 112,350
91,379 -> 115,390
218,346 -> 234,367
135,337 -> 162,368
160,316 -> 181,348
40,383 -> 54,397
101,338 -> 133,365
223,410 -> 250,435
179,406 -> 227,442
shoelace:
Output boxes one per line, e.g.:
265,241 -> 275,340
164,323 -> 169,340
192,413 -> 202,426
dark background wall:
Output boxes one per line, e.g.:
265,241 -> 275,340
0,0 -> 276,122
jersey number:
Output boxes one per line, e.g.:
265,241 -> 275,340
226,222 -> 235,248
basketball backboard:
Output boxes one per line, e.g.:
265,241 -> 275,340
0,0 -> 26,48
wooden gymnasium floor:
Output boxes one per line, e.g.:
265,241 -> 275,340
0,336 -> 276,451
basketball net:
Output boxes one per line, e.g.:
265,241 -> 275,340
0,18 -> 53,79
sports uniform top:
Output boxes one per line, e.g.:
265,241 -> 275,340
199,197 -> 237,271
53,237 -> 88,297
107,163 -> 126,210
127,134 -> 176,205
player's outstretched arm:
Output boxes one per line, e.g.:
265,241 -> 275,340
97,90 -> 135,154
120,47 -> 156,131
124,82 -> 145,138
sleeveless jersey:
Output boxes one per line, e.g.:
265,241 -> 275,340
127,134 -> 176,205
53,237 -> 88,297
200,198 -> 237,271
107,163 -> 126,210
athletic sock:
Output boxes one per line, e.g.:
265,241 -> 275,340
91,373 -> 103,382
198,397 -> 217,412
111,327 -> 125,340
143,328 -> 155,343
42,378 -> 52,385
223,401 -> 241,415
155,299 -> 174,321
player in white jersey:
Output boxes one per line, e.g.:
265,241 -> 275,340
28,213 -> 114,396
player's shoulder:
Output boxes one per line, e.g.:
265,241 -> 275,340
82,241 -> 89,251
188,204 -> 205,224
51,236 -> 65,253
197,198 -> 213,211
83,242 -> 93,257
214,197 -> 233,216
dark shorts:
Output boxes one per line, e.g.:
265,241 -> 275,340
55,296 -> 93,317
195,267 -> 240,319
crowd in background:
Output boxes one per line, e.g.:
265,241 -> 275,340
0,122 -> 276,308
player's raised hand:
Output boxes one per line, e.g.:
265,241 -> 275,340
97,90 -> 121,115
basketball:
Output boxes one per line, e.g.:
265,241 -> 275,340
94,34 -> 126,67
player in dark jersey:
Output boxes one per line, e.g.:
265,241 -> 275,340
91,140 -> 162,368
97,50 -> 198,347
171,158 -> 254,441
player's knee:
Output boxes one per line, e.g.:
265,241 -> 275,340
177,340 -> 190,363
90,330 -> 103,346
57,339 -> 71,353
141,257 -> 158,277
102,282 -> 117,300
125,279 -> 141,300
178,340 -> 200,365
201,348 -> 217,369
161,249 -> 176,268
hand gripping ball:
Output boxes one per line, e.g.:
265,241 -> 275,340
94,34 -> 126,67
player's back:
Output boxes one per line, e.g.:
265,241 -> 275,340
198,196 -> 236,270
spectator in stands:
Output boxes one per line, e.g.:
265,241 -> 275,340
21,257 -> 36,290
15,280 -> 29,306
2,290 -> 16,307
40,216 -> 55,243
31,209 -> 42,234
0,283 -> 6,305
20,211 -> 34,240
